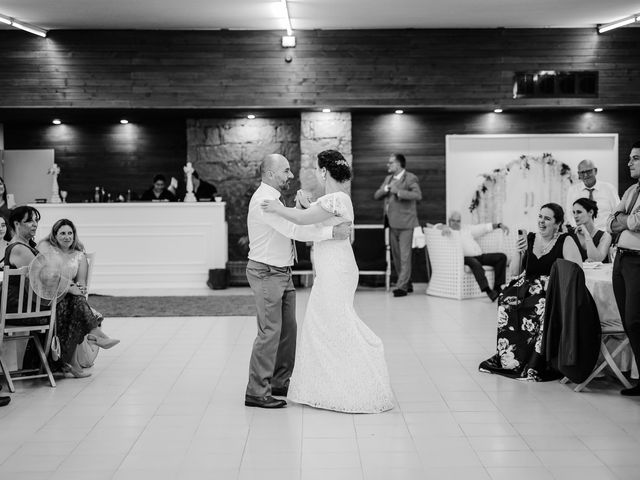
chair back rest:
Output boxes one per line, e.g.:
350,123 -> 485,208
0,266 -> 54,348
424,227 -> 464,269
85,252 -> 96,293
352,224 -> 388,270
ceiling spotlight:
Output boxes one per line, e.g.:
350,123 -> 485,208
52,119 -> 62,125
395,110 -> 404,115
493,108 -> 503,113
322,108 -> 331,113
120,119 -> 129,124
247,114 -> 256,120
593,107 -> 603,112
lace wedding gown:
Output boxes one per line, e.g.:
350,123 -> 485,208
288,191 -> 394,413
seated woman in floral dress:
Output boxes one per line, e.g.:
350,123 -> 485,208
479,203 -> 582,381
38,219 -> 119,378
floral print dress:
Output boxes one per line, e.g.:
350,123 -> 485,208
479,232 -> 570,381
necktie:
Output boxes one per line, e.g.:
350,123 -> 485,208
280,195 -> 298,263
625,184 -> 640,214
585,187 -> 594,201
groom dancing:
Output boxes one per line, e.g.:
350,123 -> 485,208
245,154 -> 352,408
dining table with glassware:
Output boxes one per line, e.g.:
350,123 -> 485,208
583,261 -> 638,379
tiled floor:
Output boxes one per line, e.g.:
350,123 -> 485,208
1,286 -> 639,480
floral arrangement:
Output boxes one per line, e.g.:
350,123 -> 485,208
468,153 -> 574,223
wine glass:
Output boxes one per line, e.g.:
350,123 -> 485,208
60,190 -> 68,203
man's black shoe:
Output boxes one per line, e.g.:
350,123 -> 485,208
0,396 -> 10,407
271,387 -> 288,397
393,289 -> 407,297
245,395 -> 287,408
487,289 -> 499,302
621,385 -> 640,396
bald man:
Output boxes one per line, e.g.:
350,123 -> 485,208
244,154 -> 351,409
566,159 -> 619,230
439,211 -> 509,301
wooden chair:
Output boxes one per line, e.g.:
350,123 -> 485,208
352,224 -> 391,291
0,266 -> 57,393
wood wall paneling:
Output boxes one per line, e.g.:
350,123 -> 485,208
0,29 -> 639,108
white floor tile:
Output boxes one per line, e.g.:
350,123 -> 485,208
0,288 -> 636,480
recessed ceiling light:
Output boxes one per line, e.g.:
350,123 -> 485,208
593,107 -> 603,112
52,119 -> 61,125
247,114 -> 256,120
493,108 -> 503,113
322,108 -> 331,113
120,119 -> 129,124
395,110 -> 404,115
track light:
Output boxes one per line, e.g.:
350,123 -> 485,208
52,119 -> 62,125
395,110 -> 404,115
598,14 -> 639,34
120,119 -> 129,124
494,108 -> 503,113
247,114 -> 256,120
0,13 -> 47,37
594,108 -> 603,112
322,108 -> 331,113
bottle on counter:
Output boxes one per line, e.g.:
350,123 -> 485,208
126,189 -> 132,202
101,187 -> 106,202
94,186 -> 101,203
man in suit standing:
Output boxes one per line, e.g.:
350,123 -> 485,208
245,154 -> 351,408
608,141 -> 640,396
374,153 -> 422,297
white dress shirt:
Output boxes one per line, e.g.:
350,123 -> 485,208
565,180 -> 620,229
607,183 -> 640,251
247,183 -> 333,267
460,223 -> 493,257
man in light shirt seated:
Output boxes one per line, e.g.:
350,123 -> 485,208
566,159 -> 619,230
438,211 -> 509,301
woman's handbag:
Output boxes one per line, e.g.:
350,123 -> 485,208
50,322 -> 61,361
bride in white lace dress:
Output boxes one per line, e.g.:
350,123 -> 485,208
261,149 -> 394,413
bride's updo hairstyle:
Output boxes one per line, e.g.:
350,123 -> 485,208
317,150 -> 352,183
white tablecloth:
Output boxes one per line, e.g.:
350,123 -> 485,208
584,263 -> 638,379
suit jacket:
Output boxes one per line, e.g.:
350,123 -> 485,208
373,170 -> 422,229
543,259 -> 601,384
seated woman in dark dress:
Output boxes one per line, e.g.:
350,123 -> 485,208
571,197 -> 612,263
479,203 -> 582,381
38,219 -> 119,378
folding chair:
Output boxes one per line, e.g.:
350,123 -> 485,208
561,318 -> 633,392
0,266 -> 57,393
352,224 -> 391,291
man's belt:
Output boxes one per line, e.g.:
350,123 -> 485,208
617,247 -> 640,256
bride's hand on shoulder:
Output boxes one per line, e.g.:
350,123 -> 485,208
295,189 -> 312,209
261,199 -> 282,213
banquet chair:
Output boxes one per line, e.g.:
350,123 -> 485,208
561,319 -> 633,392
352,224 -> 391,291
425,227 -> 513,299
0,266 -> 56,393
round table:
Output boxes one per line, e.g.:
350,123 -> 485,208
584,263 -> 638,379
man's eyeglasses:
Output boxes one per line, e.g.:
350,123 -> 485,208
578,169 -> 595,177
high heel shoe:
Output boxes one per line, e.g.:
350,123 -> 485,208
87,334 -> 120,349
62,363 -> 92,378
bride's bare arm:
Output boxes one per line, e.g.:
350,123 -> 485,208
261,200 -> 334,225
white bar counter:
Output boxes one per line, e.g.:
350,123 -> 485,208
29,202 -> 228,293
